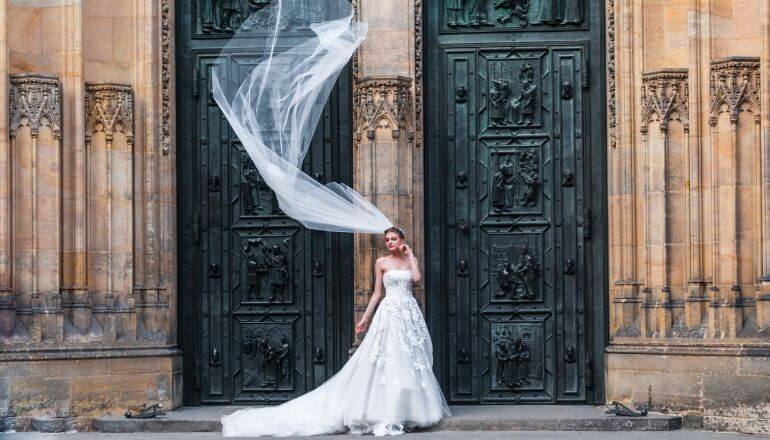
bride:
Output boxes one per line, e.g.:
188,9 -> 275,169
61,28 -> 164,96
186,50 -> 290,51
222,227 -> 451,437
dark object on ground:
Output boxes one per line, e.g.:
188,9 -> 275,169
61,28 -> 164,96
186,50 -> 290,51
606,401 -> 648,417
125,403 -> 166,419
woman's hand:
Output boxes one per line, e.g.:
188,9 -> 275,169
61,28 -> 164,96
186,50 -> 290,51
399,243 -> 413,256
355,316 -> 370,334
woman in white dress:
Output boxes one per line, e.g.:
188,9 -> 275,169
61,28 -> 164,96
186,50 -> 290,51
222,227 -> 451,437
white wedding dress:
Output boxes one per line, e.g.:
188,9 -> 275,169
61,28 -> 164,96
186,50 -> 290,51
222,269 -> 451,437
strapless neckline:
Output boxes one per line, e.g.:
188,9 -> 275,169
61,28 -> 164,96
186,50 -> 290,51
385,269 -> 411,274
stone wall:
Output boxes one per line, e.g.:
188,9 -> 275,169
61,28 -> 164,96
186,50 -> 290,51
606,0 -> 770,433
0,0 -> 179,430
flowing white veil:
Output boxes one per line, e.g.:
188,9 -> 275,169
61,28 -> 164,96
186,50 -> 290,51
212,0 -> 392,234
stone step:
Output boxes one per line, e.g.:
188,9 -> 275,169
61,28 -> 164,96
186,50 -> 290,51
92,405 -> 682,433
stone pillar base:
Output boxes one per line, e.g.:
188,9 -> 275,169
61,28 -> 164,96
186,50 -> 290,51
0,350 -> 182,431
606,345 -> 770,435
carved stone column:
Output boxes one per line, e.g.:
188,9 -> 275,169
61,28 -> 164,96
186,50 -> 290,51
760,0 -> 770,329
132,0 -> 171,343
685,0 -> 707,300
639,69 -> 689,337
61,0 -> 89,339
707,58 -> 761,338
0,0 -> 12,338
8,74 -> 63,343
85,83 -> 135,343
608,0 -> 642,338
60,0 -> 88,335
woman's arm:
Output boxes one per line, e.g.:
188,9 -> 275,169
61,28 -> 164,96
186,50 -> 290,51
355,258 -> 385,334
403,244 -> 422,285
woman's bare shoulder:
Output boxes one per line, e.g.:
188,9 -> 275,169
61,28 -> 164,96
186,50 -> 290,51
374,256 -> 390,268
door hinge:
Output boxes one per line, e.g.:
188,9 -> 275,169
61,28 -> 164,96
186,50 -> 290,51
193,67 -> 200,97
581,57 -> 589,89
585,357 -> 593,388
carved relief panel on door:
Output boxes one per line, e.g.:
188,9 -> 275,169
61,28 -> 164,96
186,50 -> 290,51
239,154 -> 282,217
234,320 -> 300,400
488,149 -> 543,216
444,0 -> 585,30
237,234 -> 295,305
489,321 -> 545,392
489,233 -> 544,302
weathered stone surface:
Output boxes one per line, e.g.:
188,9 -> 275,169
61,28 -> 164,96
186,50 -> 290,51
608,0 -> 768,339
0,377 -> 10,417
606,350 -> 770,433
31,416 -> 73,433
606,0 -> 770,433
0,355 -> 181,426
9,377 -> 69,417
0,0 -> 177,428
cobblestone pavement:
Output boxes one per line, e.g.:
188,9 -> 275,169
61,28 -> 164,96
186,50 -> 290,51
4,431 -> 768,439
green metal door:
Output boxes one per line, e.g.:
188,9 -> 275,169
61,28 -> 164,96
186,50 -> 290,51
424,0 -> 608,404
176,0 -> 354,404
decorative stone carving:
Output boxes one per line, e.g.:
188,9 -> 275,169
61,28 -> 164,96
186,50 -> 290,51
85,83 -> 135,143
640,69 -> 689,133
354,77 -> 414,141
414,0 -> 424,150
708,57 -> 761,126
9,74 -> 61,139
162,0 -> 172,155
606,0 -> 616,147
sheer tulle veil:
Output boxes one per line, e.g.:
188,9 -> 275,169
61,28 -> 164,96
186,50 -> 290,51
212,0 -> 393,234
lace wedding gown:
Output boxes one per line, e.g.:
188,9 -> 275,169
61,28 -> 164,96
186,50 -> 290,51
222,269 -> 451,437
